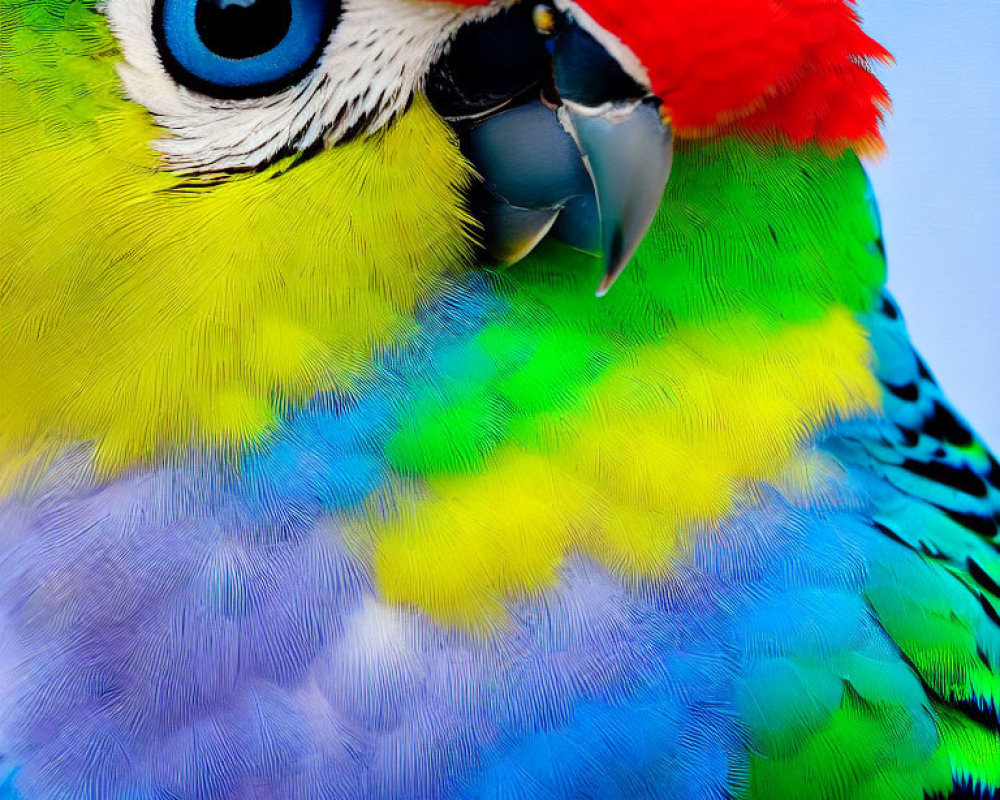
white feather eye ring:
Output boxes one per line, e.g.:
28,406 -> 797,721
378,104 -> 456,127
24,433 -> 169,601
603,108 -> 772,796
106,0 -> 488,172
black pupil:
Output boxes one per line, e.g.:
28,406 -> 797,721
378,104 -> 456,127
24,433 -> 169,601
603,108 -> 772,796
195,0 -> 293,60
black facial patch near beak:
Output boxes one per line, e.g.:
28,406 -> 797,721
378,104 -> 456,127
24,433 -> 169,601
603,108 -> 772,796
426,2 -> 674,296
549,21 -> 646,107
424,4 -> 553,120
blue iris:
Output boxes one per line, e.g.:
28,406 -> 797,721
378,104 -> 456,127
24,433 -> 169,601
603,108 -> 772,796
155,0 -> 337,98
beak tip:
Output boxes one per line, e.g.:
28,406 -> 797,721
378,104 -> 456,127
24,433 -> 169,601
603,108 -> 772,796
595,260 -> 627,298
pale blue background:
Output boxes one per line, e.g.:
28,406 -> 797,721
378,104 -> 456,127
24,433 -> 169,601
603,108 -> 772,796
861,2 -> 999,449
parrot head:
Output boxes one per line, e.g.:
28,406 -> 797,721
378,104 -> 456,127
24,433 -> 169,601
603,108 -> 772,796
0,0 -> 890,475
117,0 -> 891,290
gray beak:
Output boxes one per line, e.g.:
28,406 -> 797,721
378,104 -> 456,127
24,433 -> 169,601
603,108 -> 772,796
560,100 -> 674,296
433,5 -> 673,296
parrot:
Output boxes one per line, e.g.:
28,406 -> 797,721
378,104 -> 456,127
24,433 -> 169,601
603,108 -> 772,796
0,0 -> 998,797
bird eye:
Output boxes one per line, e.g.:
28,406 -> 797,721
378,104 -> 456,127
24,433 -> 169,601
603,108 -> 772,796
154,0 -> 340,99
